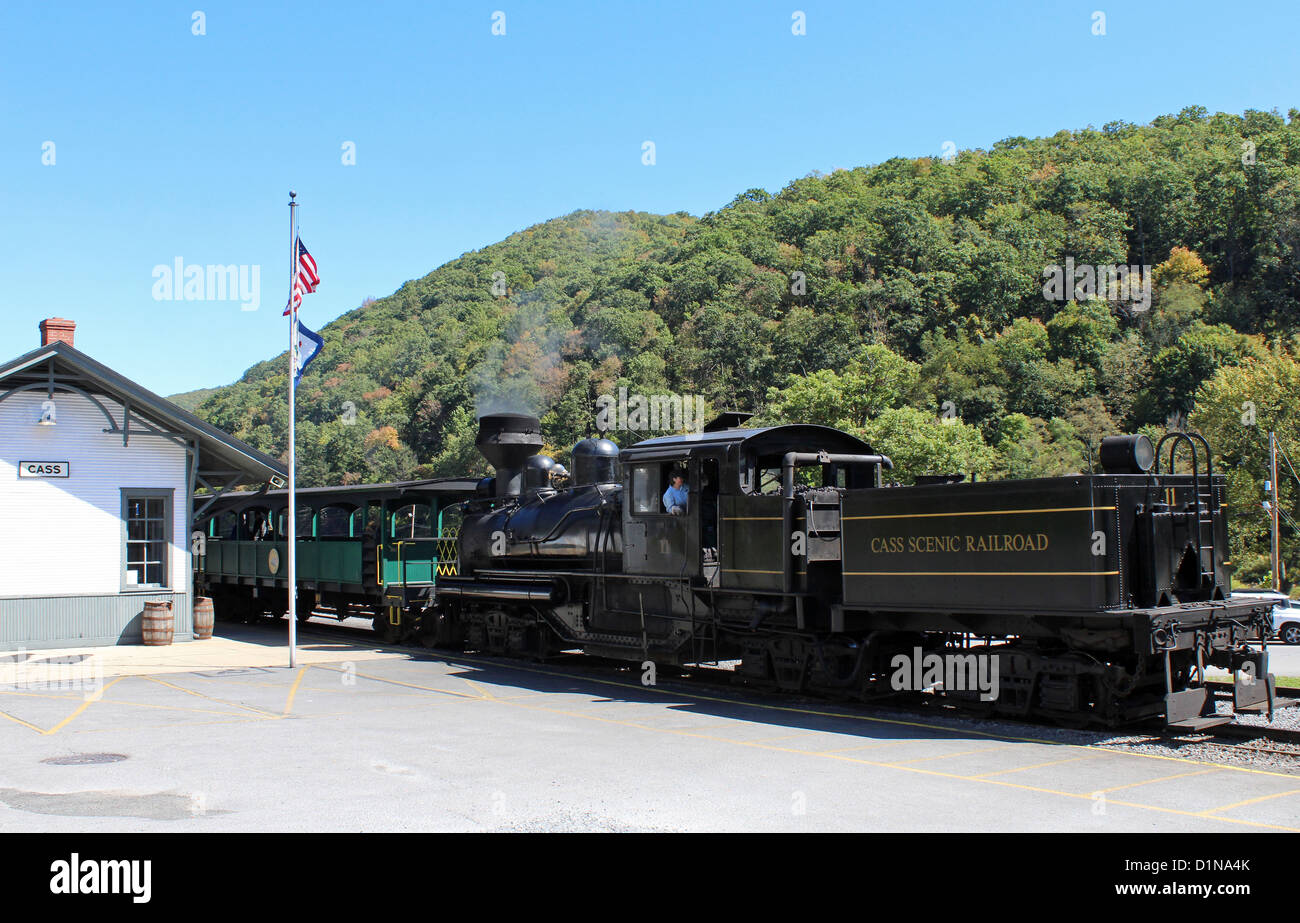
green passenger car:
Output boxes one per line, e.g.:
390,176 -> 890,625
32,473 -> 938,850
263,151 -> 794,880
193,478 -> 479,642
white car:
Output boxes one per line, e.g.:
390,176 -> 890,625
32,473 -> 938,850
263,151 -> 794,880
1273,599 -> 1300,646
1231,590 -> 1299,645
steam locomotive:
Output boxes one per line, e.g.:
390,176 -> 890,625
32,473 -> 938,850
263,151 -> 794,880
431,412 -> 1278,729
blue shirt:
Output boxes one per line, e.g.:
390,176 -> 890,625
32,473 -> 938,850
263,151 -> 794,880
663,483 -> 689,512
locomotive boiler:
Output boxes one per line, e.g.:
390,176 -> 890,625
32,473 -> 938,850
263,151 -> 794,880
432,412 -> 1278,729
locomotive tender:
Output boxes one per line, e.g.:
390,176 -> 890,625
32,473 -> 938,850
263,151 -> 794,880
434,412 -> 1278,729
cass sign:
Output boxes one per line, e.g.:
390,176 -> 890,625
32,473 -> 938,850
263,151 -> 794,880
18,461 -> 70,478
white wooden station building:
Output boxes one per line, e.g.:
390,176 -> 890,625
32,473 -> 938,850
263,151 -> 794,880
0,318 -> 286,649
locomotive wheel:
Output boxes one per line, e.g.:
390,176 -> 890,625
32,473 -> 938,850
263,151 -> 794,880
419,610 -> 463,650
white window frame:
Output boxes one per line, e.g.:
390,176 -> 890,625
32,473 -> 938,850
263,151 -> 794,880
121,488 -> 173,591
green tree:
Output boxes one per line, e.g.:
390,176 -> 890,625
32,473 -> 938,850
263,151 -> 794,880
1191,347 -> 1300,589
851,407 -> 997,484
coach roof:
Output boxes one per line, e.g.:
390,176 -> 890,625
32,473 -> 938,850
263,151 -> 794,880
206,477 -> 482,507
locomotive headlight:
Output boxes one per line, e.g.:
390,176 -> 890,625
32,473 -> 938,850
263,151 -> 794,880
1100,434 -> 1156,474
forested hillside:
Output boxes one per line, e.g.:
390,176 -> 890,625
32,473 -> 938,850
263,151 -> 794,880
194,106 -> 1300,585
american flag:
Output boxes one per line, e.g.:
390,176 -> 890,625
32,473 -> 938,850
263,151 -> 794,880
283,237 -> 320,316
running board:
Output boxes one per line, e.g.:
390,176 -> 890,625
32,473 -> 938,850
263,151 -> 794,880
1165,687 -> 1229,729
1167,713 -> 1232,732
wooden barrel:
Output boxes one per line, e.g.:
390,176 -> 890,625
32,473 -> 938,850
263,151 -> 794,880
193,597 -> 215,640
141,601 -> 174,646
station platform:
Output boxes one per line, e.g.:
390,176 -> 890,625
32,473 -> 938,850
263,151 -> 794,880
0,621 -> 1297,832
0,621 -> 402,678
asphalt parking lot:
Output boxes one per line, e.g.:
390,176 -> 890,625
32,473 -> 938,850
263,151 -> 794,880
1,623 -> 1298,832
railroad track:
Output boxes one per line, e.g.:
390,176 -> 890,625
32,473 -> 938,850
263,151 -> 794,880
1209,680 -> 1300,699
240,612 -> 1300,759
1201,726 -> 1300,755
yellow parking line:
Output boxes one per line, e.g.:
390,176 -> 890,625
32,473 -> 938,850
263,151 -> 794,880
740,731 -> 827,745
283,668 -> 306,716
818,739 -> 913,755
969,754 -> 1104,778
143,675 -> 281,718
93,697 -> 277,719
310,664 -> 481,699
43,677 -> 123,735
461,678 -> 496,700
1092,767 -> 1225,795
0,707 -> 46,733
492,691 -> 552,701
1200,788 -> 1300,816
884,746 -> 1005,765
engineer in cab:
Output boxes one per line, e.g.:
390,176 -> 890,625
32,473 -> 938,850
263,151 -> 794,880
663,470 -> 689,515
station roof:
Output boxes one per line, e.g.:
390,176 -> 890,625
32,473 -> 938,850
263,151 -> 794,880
0,341 -> 287,487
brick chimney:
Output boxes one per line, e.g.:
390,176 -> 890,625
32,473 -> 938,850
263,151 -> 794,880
39,318 -> 75,348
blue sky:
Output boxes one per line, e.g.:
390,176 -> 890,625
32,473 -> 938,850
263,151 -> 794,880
2,0 -> 1297,395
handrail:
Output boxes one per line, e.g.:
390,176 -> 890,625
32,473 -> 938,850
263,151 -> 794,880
1154,431 -> 1215,590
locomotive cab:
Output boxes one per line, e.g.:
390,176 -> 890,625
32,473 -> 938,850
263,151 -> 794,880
622,451 -> 723,582
620,424 -> 891,592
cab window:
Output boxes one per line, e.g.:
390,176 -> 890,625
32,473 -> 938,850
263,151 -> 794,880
630,464 -> 663,515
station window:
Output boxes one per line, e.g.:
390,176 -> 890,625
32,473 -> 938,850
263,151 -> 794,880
122,490 -> 172,590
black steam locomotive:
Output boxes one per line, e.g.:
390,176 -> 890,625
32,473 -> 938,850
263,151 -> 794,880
431,412 -> 1276,729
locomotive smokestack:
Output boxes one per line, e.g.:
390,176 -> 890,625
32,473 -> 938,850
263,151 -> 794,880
476,413 -> 544,497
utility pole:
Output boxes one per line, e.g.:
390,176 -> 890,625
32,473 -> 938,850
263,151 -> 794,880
1271,430 -> 1281,592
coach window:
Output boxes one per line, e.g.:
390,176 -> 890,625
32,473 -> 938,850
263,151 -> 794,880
213,510 -> 238,541
121,490 -> 172,590
298,506 -> 316,539
318,504 -> 355,540
438,503 -> 464,537
243,506 -> 274,541
278,506 -> 316,539
348,507 -> 366,539
391,502 -> 433,539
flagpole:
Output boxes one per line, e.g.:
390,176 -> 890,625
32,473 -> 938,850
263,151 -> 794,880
287,190 -> 298,669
